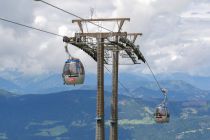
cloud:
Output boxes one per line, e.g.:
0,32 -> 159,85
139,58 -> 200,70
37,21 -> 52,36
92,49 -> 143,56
0,0 -> 210,77
115,0 -> 210,76
34,16 -> 47,27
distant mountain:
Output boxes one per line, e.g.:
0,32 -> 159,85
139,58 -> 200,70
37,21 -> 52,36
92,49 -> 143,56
0,71 -> 152,93
156,73 -> 210,90
1,71 -> 210,96
18,74 -> 75,94
0,77 -> 20,92
130,80 -> 210,101
0,77 -> 209,104
1,90 -> 210,139
0,73 -> 82,94
0,89 -> 15,97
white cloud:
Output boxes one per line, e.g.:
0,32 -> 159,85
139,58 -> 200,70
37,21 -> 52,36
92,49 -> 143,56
137,0 -> 157,6
39,42 -> 48,51
34,16 -> 47,27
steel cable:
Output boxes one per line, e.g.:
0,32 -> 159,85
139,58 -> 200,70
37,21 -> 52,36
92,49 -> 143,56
0,17 -> 63,37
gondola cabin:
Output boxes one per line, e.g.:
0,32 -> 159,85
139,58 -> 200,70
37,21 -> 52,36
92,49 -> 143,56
62,58 -> 85,85
154,105 -> 170,123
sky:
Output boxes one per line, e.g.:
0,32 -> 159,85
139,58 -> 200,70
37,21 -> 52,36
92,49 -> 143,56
0,0 -> 210,77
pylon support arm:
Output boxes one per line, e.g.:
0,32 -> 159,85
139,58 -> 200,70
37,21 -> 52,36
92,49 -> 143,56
63,36 -> 108,64
127,33 -> 143,43
72,18 -> 130,34
72,18 -> 130,23
75,32 -> 127,38
77,21 -> 83,33
119,37 -> 146,63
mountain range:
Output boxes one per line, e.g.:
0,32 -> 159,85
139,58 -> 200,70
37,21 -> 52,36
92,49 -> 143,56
0,90 -> 210,140
1,71 -> 210,139
0,71 -> 210,94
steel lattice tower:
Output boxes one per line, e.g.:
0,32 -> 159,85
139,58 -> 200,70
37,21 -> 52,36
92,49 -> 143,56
63,18 -> 145,140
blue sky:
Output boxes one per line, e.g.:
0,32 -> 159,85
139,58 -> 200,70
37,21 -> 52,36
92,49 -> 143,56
0,0 -> 210,76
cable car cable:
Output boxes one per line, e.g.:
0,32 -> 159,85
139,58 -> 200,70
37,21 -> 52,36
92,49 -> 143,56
105,57 -> 167,99
0,17 -> 63,37
145,61 -> 163,93
145,59 -> 168,106
64,43 -> 72,59
35,0 -> 113,32
104,65 -> 130,93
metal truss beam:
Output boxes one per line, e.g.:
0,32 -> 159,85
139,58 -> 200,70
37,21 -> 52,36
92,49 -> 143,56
72,18 -> 130,22
75,32 -> 127,38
